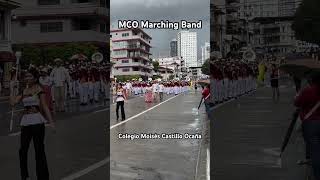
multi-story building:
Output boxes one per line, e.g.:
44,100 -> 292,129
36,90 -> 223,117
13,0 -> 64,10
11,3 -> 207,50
177,31 -> 197,68
201,42 -> 210,66
156,56 -> 183,79
252,17 -> 296,55
211,0 -> 226,55
11,0 -> 109,58
0,0 -> 20,85
170,39 -> 177,57
110,28 -> 152,79
238,0 -> 300,56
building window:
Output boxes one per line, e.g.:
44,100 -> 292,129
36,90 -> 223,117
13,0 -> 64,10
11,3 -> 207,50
122,68 -> 130,72
0,11 -> 5,40
100,0 -> 108,7
72,19 -> 91,30
40,22 -> 63,33
100,23 -> 106,33
38,0 -> 60,5
133,67 -> 140,71
122,33 -> 129,37
122,60 -> 129,63
71,0 -> 92,3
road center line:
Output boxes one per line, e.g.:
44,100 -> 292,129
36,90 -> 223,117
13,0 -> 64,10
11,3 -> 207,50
110,95 -> 180,129
61,157 -> 110,180
62,94 -> 181,179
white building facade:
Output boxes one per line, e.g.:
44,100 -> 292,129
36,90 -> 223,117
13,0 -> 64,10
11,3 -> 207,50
177,31 -> 197,68
156,56 -> 184,79
201,42 -> 210,66
111,28 -> 153,79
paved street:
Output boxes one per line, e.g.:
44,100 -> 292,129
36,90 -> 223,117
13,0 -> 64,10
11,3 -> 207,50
0,90 -> 209,179
110,91 -> 209,180
211,78 -> 306,180
0,95 -> 109,179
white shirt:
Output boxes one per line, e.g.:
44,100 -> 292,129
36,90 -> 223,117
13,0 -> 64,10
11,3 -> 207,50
152,83 -> 159,93
50,66 -> 70,87
116,91 -> 125,102
158,84 -> 164,93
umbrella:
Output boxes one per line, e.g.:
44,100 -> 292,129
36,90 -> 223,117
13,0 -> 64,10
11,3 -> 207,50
70,54 -> 88,61
279,58 -> 320,78
197,79 -> 210,87
280,108 -> 300,157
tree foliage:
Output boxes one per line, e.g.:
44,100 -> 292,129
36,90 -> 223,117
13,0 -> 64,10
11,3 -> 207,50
115,75 -> 141,82
201,59 -> 210,75
292,0 -> 320,45
152,60 -> 160,72
14,43 -> 99,68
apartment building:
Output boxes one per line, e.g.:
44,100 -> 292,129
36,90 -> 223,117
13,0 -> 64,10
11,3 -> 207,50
11,0 -> 108,57
0,0 -> 20,84
177,31 -> 197,68
110,28 -> 152,79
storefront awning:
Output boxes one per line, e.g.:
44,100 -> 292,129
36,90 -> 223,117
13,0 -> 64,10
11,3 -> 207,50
0,51 -> 16,62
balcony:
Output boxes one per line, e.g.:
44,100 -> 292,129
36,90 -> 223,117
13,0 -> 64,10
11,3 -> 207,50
226,0 -> 240,4
12,30 -> 107,44
226,4 -> 239,14
226,14 -> 238,23
0,40 -> 12,52
12,1 -> 108,20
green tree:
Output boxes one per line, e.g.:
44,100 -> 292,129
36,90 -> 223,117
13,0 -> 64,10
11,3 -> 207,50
14,43 -> 99,67
201,59 -> 210,75
292,0 -> 320,45
152,60 -> 160,72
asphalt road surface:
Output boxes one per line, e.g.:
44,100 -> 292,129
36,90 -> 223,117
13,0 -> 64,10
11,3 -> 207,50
0,90 -> 209,179
211,78 -> 306,180
110,91 -> 208,180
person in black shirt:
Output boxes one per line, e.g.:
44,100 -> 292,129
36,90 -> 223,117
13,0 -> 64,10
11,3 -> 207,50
270,64 -> 280,102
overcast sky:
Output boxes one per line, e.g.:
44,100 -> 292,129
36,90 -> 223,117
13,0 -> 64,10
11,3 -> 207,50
110,0 -> 210,59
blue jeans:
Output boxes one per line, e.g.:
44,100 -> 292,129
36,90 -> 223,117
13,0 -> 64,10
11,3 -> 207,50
302,120 -> 320,180
204,101 -> 213,120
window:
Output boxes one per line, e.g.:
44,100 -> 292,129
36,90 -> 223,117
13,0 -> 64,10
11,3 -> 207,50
122,33 -> 129,37
0,11 -> 5,40
38,0 -> 60,5
133,67 -> 140,71
40,22 -> 63,33
122,68 -> 130,72
72,19 -> 91,30
100,23 -> 106,33
71,0 -> 91,3
122,60 -> 129,63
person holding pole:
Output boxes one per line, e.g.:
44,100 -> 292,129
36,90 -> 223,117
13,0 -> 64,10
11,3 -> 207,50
10,69 -> 54,180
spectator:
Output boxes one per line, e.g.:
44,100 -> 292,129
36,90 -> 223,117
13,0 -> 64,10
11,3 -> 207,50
294,72 -> 320,179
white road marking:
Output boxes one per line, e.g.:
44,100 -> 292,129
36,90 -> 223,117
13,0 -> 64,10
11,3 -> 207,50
207,148 -> 210,180
61,94 -> 181,179
61,158 -> 109,180
92,107 -> 110,113
8,131 -> 21,136
110,95 -> 180,129
7,109 -> 24,114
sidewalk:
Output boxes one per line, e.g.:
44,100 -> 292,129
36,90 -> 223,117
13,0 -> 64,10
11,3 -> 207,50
211,84 -> 305,179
